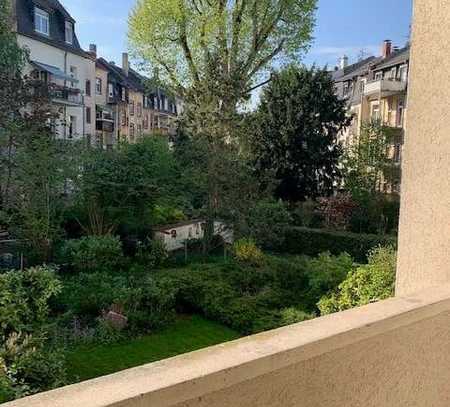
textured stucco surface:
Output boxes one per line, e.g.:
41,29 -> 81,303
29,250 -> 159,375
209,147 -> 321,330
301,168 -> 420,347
5,285 -> 450,407
396,0 -> 450,296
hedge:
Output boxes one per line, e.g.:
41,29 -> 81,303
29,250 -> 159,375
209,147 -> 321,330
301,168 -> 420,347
284,227 -> 397,263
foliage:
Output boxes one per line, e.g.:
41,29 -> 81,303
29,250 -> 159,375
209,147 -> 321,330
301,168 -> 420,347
316,194 -> 357,230
343,121 -> 401,197
349,193 -> 400,235
57,272 -> 131,318
0,266 -> 65,402
290,199 -> 322,228
74,138 -> 184,236
284,227 -> 397,263
241,199 -> 292,250
60,235 -> 124,273
318,246 -> 397,315
135,238 -> 169,269
233,238 -> 265,266
129,0 -> 317,94
0,333 -> 66,402
279,307 -> 314,326
249,65 -> 350,202
0,266 -> 61,337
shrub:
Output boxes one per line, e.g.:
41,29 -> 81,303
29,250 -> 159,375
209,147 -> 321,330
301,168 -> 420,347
279,308 -> 314,326
318,246 -> 397,315
0,333 -> 66,401
135,238 -> 169,269
125,277 -> 177,333
60,235 -> 123,273
233,238 -> 265,266
316,194 -> 357,230
245,199 -> 293,250
284,227 -> 397,263
0,266 -> 61,336
291,200 -> 322,228
304,252 -> 355,309
57,272 -> 131,318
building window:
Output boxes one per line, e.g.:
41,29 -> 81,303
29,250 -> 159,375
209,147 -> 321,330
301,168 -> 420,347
144,114 -> 149,129
394,144 -> 401,163
153,96 -> 158,110
130,123 -> 135,140
65,21 -> 73,44
95,78 -> 102,95
397,99 -> 405,127
69,66 -> 77,87
390,67 -> 397,79
130,101 -> 135,116
86,107 -> 91,124
371,102 -> 380,121
85,80 -> 91,96
34,7 -> 49,36
108,83 -> 114,98
121,111 -> 126,126
374,72 -> 383,81
68,116 -> 77,139
137,102 -> 142,117
399,65 -> 408,82
121,87 -> 126,102
171,230 -> 177,239
137,124 -> 142,135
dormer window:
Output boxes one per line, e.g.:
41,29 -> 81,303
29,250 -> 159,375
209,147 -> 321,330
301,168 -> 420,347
65,21 -> 74,44
35,7 -> 49,36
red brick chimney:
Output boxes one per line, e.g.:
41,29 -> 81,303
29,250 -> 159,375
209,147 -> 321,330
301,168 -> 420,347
382,40 -> 392,58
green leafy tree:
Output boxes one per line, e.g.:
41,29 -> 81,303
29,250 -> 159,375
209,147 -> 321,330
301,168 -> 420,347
249,65 -> 350,202
75,138 -> 184,236
343,121 -> 401,197
130,0 -> 317,247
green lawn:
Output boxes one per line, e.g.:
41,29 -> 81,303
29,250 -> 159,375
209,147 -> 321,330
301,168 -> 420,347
66,315 -> 240,383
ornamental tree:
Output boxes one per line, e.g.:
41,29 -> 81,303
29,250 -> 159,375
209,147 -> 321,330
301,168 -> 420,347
249,65 -> 350,202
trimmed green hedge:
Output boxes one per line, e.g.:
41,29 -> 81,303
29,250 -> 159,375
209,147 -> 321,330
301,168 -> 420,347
284,227 -> 397,263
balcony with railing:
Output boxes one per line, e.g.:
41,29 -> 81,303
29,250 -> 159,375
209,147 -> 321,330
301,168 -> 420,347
364,78 -> 407,98
50,85 -> 83,106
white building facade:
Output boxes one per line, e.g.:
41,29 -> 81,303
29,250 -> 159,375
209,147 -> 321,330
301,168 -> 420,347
13,0 -> 95,141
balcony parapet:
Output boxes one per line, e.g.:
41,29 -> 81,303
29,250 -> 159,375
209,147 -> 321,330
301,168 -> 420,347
5,285 -> 450,407
364,78 -> 407,98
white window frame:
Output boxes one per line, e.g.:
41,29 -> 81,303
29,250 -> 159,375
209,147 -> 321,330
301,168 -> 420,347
35,7 -> 49,36
95,78 -> 102,95
108,83 -> 114,98
65,21 -> 73,44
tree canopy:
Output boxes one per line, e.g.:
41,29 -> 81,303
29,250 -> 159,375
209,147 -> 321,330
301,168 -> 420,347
129,0 -> 317,96
249,65 -> 350,202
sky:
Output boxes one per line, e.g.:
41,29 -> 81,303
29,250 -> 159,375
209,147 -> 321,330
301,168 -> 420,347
63,0 -> 413,70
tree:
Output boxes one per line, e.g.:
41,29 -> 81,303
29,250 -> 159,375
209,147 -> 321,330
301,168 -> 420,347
74,138 -> 184,237
343,121 -> 400,197
129,0 -> 317,249
249,65 -> 350,202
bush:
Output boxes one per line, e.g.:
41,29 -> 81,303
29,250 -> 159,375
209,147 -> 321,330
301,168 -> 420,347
318,246 -> 396,315
245,199 -> 293,250
233,238 -> 265,266
57,272 -> 131,318
279,308 -> 314,326
60,235 -> 123,273
0,266 -> 61,336
284,227 -> 397,263
125,277 -> 177,333
0,333 -> 66,401
135,238 -> 169,269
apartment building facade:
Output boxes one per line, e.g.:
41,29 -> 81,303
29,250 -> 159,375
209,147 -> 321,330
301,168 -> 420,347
94,52 -> 180,148
334,40 -> 410,193
12,0 -> 96,141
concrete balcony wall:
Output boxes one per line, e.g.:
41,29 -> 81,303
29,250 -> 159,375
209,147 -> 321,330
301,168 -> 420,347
364,79 -> 407,97
5,285 -> 450,407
